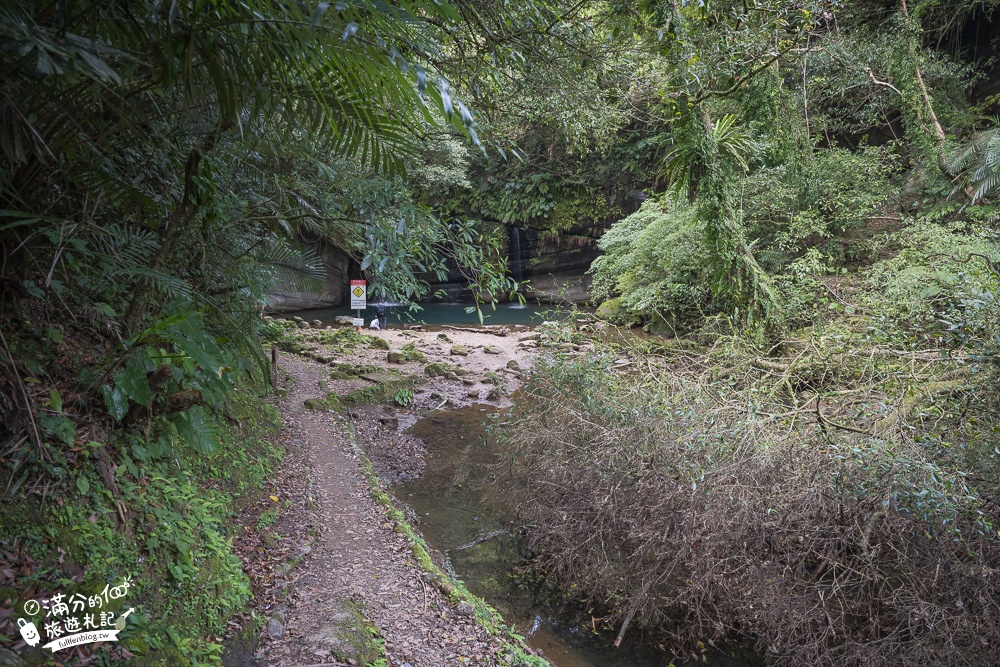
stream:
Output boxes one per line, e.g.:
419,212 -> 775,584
393,405 -> 761,667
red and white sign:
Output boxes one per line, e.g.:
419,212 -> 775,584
350,280 -> 366,310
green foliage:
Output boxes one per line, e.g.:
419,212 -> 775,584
393,388 -> 415,407
860,222 -> 1000,335
590,198 -> 711,327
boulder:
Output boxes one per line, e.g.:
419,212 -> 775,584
335,315 -> 355,326
450,345 -> 469,356
266,618 -> 284,639
387,350 -> 405,364
370,337 -> 391,350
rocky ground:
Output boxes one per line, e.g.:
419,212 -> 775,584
233,323 -> 571,667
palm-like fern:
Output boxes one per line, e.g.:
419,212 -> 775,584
661,113 -> 756,199
947,126 -> 1000,204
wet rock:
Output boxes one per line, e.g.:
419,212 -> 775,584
450,345 -> 469,356
424,362 -> 447,377
266,618 -> 284,639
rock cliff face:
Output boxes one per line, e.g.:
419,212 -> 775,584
267,238 -> 351,312
267,220 -> 611,309
511,223 -> 603,304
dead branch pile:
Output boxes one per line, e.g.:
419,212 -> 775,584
496,335 -> 1000,666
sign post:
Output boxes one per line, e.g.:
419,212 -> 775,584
350,280 -> 367,332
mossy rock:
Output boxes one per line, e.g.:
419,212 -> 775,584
595,297 -> 625,320
369,337 -> 391,350
304,602 -> 385,666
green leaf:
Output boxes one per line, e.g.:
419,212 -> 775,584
77,476 -> 90,495
39,414 -> 76,445
101,384 -> 129,421
114,355 -> 152,406
170,406 -> 221,455
48,388 -> 62,413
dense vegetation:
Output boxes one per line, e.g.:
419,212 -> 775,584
4,0 -> 1000,664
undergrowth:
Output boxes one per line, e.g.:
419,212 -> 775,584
0,390 -> 282,665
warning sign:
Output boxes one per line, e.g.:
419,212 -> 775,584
350,280 -> 366,310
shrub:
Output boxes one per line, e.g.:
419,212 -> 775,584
497,342 -> 1000,667
589,198 -> 711,328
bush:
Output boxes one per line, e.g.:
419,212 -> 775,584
589,198 -> 711,328
497,341 -> 1000,667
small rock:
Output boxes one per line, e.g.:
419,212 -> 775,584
292,316 -> 304,322
371,337 -> 391,350
380,416 -> 399,429
450,345 -> 469,356
455,601 -> 475,616
311,319 -> 323,327
437,333 -> 453,343
335,315 -> 355,326
467,388 -> 480,398
506,359 -> 521,371
296,544 -> 312,558
387,350 -> 405,363
462,378 -> 476,386
297,321 -> 309,329
273,561 -> 293,577
266,618 -> 284,639
484,345 -> 501,354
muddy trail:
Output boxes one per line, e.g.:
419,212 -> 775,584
233,323 -> 552,667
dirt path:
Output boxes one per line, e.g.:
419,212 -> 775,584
252,346 -> 525,667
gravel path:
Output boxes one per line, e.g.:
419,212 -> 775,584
255,354 -> 512,667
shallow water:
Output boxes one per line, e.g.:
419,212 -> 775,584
280,301 -> 578,327
394,405 -> 761,667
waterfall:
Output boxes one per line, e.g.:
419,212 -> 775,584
508,226 -> 529,281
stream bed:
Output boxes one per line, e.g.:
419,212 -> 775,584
393,405 -> 760,667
